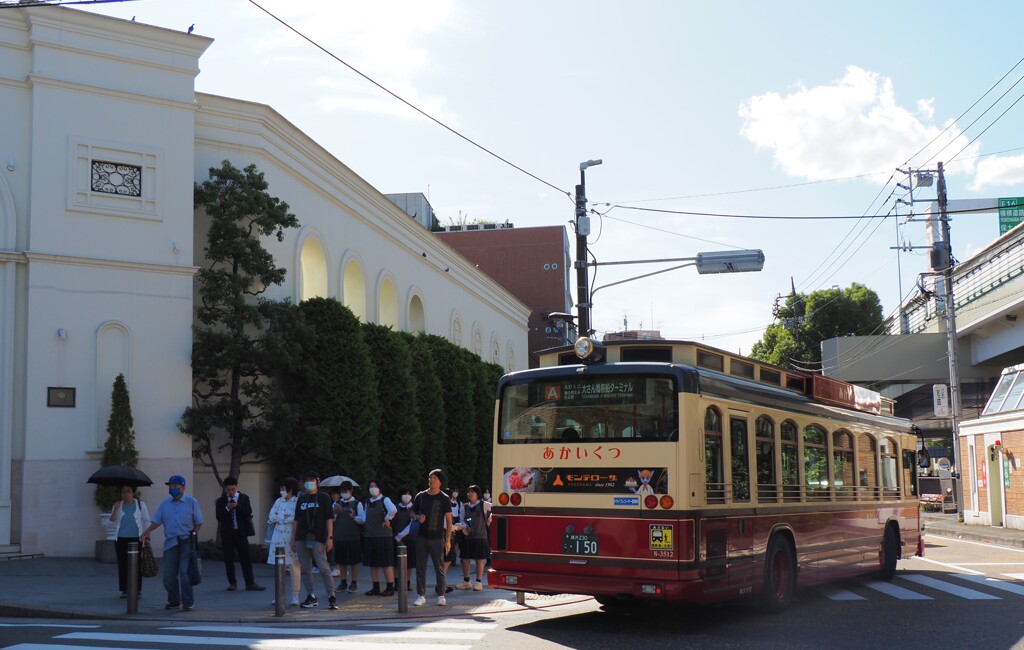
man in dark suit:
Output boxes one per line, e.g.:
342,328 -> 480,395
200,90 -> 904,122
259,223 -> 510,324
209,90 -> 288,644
215,476 -> 265,591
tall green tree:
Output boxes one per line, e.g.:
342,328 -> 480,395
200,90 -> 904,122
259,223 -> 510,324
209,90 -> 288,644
362,323 -> 423,495
421,335 -> 476,490
468,356 -> 504,491
750,282 -> 885,368
401,333 -> 446,486
179,160 -> 299,485
273,298 -> 381,481
95,373 -> 139,510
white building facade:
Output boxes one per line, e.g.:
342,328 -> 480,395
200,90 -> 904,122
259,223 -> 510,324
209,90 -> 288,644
0,7 -> 528,556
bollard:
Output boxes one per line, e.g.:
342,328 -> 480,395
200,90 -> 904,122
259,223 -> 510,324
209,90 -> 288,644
515,590 -> 526,606
274,546 -> 285,617
126,541 -> 139,614
396,544 -> 408,614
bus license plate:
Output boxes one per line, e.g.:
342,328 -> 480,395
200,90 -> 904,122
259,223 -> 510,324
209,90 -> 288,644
562,533 -> 599,556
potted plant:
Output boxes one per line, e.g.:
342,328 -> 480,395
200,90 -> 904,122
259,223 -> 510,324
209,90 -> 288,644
94,373 -> 139,563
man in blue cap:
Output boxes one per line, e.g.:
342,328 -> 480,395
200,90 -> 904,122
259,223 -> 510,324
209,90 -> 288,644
140,474 -> 204,611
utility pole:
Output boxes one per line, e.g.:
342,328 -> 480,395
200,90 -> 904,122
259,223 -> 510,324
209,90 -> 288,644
936,161 -> 965,521
575,160 -> 601,337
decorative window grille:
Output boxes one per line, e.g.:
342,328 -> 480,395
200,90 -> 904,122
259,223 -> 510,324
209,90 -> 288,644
91,161 -> 142,197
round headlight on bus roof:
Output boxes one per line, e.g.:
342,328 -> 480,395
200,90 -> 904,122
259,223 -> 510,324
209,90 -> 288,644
574,337 -> 595,360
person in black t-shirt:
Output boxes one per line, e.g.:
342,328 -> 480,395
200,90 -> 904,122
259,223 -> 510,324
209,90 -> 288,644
290,471 -> 337,609
411,468 -> 453,606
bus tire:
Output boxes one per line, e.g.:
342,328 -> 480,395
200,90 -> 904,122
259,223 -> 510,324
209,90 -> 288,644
760,535 -> 796,614
878,525 -> 899,581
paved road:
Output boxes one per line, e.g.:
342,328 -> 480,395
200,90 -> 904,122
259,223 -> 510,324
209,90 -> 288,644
4,536 -> 1024,649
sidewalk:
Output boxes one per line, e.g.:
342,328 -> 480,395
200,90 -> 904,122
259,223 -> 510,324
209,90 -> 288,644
922,511 -> 1024,549
0,558 -> 587,622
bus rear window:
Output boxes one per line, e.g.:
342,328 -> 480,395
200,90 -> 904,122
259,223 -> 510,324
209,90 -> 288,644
498,374 -> 678,443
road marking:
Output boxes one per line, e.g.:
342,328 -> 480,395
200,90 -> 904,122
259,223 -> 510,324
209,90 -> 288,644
955,562 -> 1024,566
0,624 -> 99,628
907,556 -> 985,575
929,536 -> 1024,554
162,625 -> 485,640
900,574 -> 1000,599
861,580 -> 932,600
1,645 -> 140,650
60,632 -> 475,649
1002,573 -> 1024,581
355,620 -> 499,629
819,586 -> 866,601
954,574 -> 1024,596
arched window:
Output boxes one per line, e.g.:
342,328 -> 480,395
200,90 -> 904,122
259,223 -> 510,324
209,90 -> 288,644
781,420 -> 799,501
857,435 -> 879,500
342,259 -> 367,321
408,295 -> 425,332
804,424 -> 828,501
880,437 -> 899,498
299,237 -> 328,301
833,431 -> 855,500
730,417 -> 750,503
755,416 -> 776,502
704,407 -> 724,503
378,278 -> 398,327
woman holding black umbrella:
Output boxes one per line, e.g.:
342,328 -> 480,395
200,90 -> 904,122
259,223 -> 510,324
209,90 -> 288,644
109,484 -> 151,598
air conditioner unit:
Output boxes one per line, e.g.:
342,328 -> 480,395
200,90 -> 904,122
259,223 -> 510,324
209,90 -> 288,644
449,226 -> 462,231
466,224 -> 480,230
483,223 -> 496,230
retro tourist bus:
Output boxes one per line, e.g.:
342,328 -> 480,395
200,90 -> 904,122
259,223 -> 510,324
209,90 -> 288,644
488,336 -> 922,611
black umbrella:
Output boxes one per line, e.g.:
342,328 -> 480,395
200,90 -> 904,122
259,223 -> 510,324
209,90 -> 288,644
87,465 -> 154,488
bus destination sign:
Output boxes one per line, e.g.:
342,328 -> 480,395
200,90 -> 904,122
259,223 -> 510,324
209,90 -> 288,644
548,379 -> 644,405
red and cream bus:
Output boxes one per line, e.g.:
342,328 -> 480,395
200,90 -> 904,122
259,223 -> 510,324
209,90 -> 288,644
488,337 -> 922,611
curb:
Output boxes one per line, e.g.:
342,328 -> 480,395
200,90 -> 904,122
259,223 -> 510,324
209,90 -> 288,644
0,593 -> 593,623
924,526 -> 1024,550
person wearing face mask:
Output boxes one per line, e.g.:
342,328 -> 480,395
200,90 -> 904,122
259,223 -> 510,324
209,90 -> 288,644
392,487 -> 417,592
110,484 -> 150,598
332,480 -> 363,594
266,477 -> 301,606
291,471 -> 337,610
139,474 -> 204,611
355,478 -> 397,596
455,485 -> 491,591
215,476 -> 265,593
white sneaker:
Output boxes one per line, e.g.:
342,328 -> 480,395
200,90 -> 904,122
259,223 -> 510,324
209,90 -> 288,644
437,595 -> 447,606
412,595 -> 426,607
330,567 -> 340,577
312,566 -> 319,574
289,594 -> 300,606
456,580 -> 472,590
473,581 -> 484,591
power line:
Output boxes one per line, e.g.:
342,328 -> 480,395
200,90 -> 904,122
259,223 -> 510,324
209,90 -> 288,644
245,0 -> 571,200
601,201 -> 998,221
595,211 -> 744,249
0,0 -> 137,7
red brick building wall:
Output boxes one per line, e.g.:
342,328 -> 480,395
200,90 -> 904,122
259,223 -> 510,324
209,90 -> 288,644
436,226 -> 571,367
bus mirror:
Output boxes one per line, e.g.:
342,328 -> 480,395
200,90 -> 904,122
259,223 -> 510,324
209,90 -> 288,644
917,449 -> 931,469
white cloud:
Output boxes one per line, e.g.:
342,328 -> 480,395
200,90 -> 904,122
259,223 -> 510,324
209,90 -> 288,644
250,0 -> 458,119
739,66 -> 977,180
970,154 -> 1024,190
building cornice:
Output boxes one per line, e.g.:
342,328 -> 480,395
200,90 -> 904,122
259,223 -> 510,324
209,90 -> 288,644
26,74 -> 199,112
23,251 -> 198,277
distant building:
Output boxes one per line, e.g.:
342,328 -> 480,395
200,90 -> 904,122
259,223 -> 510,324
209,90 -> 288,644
384,193 -> 437,232
436,225 -> 573,366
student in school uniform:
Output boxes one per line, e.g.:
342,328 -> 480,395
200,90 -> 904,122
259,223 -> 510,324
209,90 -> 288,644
356,478 -> 397,597
392,487 -> 417,592
454,485 -> 491,591
442,486 -> 463,592
332,480 -> 363,594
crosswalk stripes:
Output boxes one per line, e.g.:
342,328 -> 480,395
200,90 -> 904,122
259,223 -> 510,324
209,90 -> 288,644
820,572 -> 1024,602
2,618 -> 494,650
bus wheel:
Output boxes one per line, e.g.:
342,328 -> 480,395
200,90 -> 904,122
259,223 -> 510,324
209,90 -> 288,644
760,535 -> 796,614
878,526 -> 899,581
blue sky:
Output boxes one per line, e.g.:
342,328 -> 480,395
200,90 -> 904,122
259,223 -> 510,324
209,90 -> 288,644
80,0 -> 1024,354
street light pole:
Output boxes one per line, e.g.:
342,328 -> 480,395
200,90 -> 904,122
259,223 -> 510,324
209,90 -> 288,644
936,161 -> 965,521
575,160 -> 601,337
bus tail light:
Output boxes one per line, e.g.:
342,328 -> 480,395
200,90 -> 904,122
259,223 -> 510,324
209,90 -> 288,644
659,495 -> 674,509
640,584 -> 662,595
510,492 -> 523,506
498,492 -> 510,506
644,495 -> 658,509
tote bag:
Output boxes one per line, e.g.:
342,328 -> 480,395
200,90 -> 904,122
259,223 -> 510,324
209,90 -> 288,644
140,539 -> 159,578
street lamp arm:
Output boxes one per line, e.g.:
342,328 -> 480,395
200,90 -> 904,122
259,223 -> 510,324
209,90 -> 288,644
590,261 -> 698,302
590,256 -> 698,267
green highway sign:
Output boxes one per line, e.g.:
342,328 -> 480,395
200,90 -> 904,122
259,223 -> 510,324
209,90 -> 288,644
998,197 -> 1024,235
